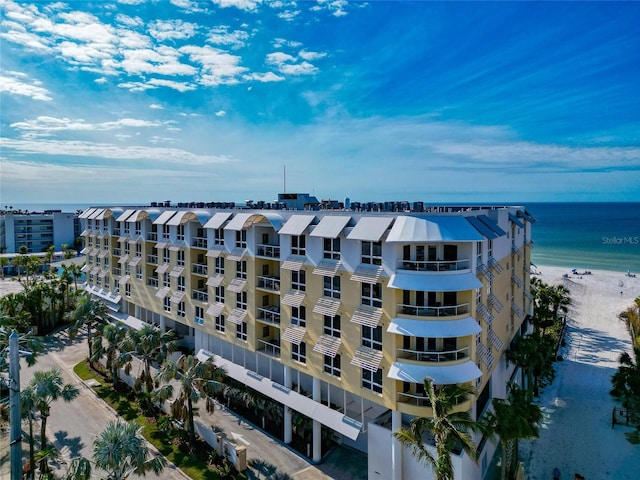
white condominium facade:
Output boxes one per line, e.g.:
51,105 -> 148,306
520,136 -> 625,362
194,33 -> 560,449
0,210 -> 79,254
80,195 -> 534,480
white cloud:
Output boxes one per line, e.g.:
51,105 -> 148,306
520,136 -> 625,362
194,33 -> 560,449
94,77 -> 108,84
117,0 -> 147,5
120,47 -> 197,76
10,116 -> 172,134
277,10 -> 300,21
247,72 -> 285,82
114,14 -> 143,27
1,138 -> 232,165
206,26 -> 250,49
147,78 -> 197,92
266,51 -> 320,76
180,45 -> 248,85
215,110 -> 226,117
299,50 -> 326,61
0,73 -> 52,101
149,104 -> 164,109
211,0 -> 262,12
149,20 -> 198,41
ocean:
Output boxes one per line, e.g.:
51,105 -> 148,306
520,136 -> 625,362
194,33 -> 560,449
5,202 -> 639,274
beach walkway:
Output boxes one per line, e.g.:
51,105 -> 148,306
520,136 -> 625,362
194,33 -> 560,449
520,266 -> 640,480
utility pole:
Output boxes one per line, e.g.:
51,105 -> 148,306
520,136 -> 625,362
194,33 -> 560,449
9,330 -> 22,480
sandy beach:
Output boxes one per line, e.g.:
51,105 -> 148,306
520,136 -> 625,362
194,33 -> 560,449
520,265 -> 640,480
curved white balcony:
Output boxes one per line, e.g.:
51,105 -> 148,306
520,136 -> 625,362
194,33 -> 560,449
387,316 -> 482,338
388,360 -> 482,385
397,346 -> 470,363
388,271 -> 481,292
397,302 -> 469,318
398,258 -> 470,272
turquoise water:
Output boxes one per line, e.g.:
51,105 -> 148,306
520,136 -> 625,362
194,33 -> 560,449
528,203 -> 640,273
7,202 -> 639,274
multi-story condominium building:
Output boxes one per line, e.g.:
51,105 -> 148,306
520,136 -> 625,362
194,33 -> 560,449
80,194 -> 535,480
0,210 -> 80,254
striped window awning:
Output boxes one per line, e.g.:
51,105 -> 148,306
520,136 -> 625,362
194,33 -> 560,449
90,267 -> 100,275
313,297 -> 341,317
81,264 -> 90,273
169,245 -> 182,252
351,347 -> 383,372
282,325 -> 307,345
206,275 -> 224,287
118,255 -> 129,265
281,289 -> 306,308
170,291 -> 185,304
169,266 -> 184,278
312,260 -> 341,277
312,334 -> 341,358
128,256 -> 142,267
155,263 -> 170,274
351,264 -> 383,284
281,255 -> 306,271
489,329 -> 504,351
118,275 -> 131,286
155,287 -> 170,299
227,278 -> 246,293
98,270 -> 108,279
206,302 -> 225,317
350,305 -> 383,328
118,237 -> 128,244
226,247 -> 246,262
155,242 -> 168,250
206,246 -> 225,258
127,239 -> 138,245
227,308 -> 248,325
98,250 -> 109,259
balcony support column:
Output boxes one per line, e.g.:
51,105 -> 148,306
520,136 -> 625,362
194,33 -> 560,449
392,410 -> 402,480
159,314 -> 166,332
134,304 -> 141,319
312,377 -> 322,462
283,365 -> 293,444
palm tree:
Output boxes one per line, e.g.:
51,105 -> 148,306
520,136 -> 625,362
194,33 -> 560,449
483,383 -> 542,480
68,294 -> 109,365
393,379 -> 488,480
0,256 -> 8,279
66,420 -> 166,480
549,284 -> 571,321
92,322 -> 128,386
119,325 -> 177,393
21,386 -> 38,480
611,346 -> 640,411
506,332 -> 554,397
153,354 -> 227,446
24,368 -> 80,473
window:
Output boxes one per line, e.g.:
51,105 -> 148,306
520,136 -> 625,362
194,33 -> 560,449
163,272 -> 170,287
177,250 -> 185,266
104,257 -> 109,267
125,264 -> 131,275
361,283 -> 382,307
323,237 -> 340,260
236,322 -> 247,341
124,222 -> 130,234
125,283 -> 131,297
214,228 -> 224,246
236,230 -> 247,248
177,224 -> 185,241
361,241 -> 382,265
362,368 -> 383,394
488,240 -> 493,258
323,354 -> 341,377
215,315 -> 225,333
136,265 -> 142,280
291,306 -> 306,327
163,248 -> 170,264
362,325 -> 382,350
324,315 -> 341,338
103,218 -> 108,229
195,306 -> 204,322
292,235 -> 306,255
236,260 -> 247,279
292,342 -> 307,363
476,241 -> 483,267
124,243 -> 130,255
215,286 -> 225,303
135,221 -> 141,236
96,239 -> 101,249
177,275 -> 185,292
164,296 -> 171,312
236,291 -> 247,310
96,257 -> 101,267
291,270 -> 306,291
104,279 -> 110,291
177,301 -> 186,317
323,276 -> 341,299
215,256 -> 225,275
135,243 -> 142,257
162,224 -> 170,240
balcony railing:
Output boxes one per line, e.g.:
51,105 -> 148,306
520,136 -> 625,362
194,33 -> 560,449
257,276 -> 280,292
113,248 -> 121,256
147,232 -> 158,241
112,268 -> 121,276
257,339 -> 281,357
192,264 -> 208,276
113,228 -> 121,236
192,237 -> 208,248
396,346 -> 469,363
147,278 -> 158,287
192,290 -> 208,303
398,392 -> 468,407
399,258 -> 470,272
256,244 -> 280,259
398,303 -> 469,317
257,306 -> 281,325
147,254 -> 158,265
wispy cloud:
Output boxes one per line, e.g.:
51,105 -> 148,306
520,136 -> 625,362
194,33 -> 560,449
0,72 -> 52,101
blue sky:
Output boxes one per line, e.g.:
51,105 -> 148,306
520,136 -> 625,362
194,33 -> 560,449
1,0 -> 639,205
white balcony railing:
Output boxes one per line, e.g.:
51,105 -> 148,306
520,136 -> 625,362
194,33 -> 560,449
398,258 -> 470,272
256,244 -> 280,259
397,303 -> 469,317
257,306 -> 281,325
257,276 -> 280,292
257,339 -> 281,357
192,264 -> 208,276
192,237 -> 208,249
147,232 -> 158,241
147,254 -> 158,265
396,346 -> 470,362
192,290 -> 208,303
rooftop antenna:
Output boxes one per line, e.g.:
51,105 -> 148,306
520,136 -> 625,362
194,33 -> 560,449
283,165 -> 286,193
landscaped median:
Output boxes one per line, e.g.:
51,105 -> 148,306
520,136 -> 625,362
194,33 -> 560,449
73,360 -> 248,480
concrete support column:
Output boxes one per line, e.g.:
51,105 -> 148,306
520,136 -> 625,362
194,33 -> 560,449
312,377 -> 322,462
134,304 -> 141,319
392,410 -> 402,480
159,314 -> 166,332
283,366 -> 293,443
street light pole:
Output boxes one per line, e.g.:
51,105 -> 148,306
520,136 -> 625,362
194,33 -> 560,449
9,330 -> 22,480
